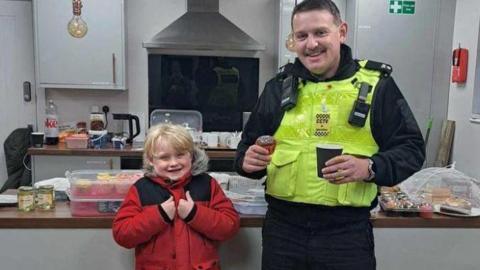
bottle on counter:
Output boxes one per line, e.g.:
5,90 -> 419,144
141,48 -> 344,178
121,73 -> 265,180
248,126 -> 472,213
45,99 -> 59,145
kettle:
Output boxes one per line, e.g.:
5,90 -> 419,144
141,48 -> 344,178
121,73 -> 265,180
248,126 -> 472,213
112,113 -> 140,144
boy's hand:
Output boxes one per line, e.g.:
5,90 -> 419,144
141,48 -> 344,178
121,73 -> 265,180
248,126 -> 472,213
178,191 -> 195,219
160,196 -> 176,221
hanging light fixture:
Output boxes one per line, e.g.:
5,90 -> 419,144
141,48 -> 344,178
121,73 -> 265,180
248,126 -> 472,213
285,32 -> 295,52
67,0 -> 88,38
285,0 -> 298,52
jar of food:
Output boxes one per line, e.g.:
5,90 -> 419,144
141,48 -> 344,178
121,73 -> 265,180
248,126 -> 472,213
17,186 -> 35,212
36,185 -> 55,210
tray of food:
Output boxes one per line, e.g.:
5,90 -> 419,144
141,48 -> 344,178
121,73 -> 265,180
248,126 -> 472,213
434,198 -> 480,217
379,188 -> 433,218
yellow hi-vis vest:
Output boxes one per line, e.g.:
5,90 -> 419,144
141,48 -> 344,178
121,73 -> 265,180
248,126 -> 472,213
208,66 -> 240,108
266,61 -> 381,207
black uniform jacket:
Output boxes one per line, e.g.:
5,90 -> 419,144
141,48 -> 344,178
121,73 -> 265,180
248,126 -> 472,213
235,44 -> 425,189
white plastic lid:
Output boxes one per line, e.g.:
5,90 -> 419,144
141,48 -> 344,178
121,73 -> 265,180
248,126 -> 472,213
89,130 -> 108,135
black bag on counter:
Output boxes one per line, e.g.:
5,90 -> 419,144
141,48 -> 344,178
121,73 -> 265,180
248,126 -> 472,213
1,127 -> 32,193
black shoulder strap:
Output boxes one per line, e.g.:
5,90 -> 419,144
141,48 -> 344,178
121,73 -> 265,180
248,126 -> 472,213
362,60 -> 393,78
276,63 -> 295,80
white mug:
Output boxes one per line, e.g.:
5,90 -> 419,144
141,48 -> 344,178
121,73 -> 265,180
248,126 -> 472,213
227,135 -> 241,149
218,132 -> 232,146
202,132 -> 219,147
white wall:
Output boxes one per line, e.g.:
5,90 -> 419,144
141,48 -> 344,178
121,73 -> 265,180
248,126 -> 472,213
46,0 -> 277,141
448,1 -> 480,179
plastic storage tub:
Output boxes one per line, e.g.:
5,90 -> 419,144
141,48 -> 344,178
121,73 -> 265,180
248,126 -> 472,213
66,170 -> 143,216
228,175 -> 265,193
233,201 -> 268,215
67,170 -> 144,200
68,195 -> 123,217
150,109 -> 202,131
65,134 -> 89,149
226,175 -> 267,215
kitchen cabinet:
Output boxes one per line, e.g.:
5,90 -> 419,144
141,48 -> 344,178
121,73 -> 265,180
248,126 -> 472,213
32,156 -> 120,182
33,0 -> 126,90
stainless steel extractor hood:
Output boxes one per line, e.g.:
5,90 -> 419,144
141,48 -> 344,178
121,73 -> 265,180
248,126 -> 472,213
143,0 -> 265,52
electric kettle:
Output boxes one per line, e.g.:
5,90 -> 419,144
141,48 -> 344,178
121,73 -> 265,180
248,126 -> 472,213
112,113 -> 140,144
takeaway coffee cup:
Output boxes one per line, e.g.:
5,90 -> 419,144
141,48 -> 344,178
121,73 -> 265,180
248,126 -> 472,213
31,132 -> 45,148
316,144 -> 343,178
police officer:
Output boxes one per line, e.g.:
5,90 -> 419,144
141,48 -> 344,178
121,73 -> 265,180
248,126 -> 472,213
234,0 -> 425,269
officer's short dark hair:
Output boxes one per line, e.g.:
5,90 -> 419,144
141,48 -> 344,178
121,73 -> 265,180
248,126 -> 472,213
291,0 -> 342,28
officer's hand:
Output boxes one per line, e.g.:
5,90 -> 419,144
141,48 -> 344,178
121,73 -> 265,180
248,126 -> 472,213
178,191 -> 195,219
242,144 -> 271,173
160,196 -> 176,221
321,155 -> 370,184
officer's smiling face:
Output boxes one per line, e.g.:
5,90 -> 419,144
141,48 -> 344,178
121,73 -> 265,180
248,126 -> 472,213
292,9 -> 347,78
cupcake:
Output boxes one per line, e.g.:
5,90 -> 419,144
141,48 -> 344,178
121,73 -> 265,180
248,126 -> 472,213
92,179 -> 115,197
72,179 -> 93,196
255,135 -> 276,154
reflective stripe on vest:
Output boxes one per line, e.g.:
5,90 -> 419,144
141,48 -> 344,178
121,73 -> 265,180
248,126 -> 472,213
266,62 -> 380,207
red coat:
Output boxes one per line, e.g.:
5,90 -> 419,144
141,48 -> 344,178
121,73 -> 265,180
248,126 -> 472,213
112,173 -> 240,270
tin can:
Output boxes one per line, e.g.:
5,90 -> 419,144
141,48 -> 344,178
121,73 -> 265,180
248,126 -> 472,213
17,186 -> 35,212
36,185 -> 55,210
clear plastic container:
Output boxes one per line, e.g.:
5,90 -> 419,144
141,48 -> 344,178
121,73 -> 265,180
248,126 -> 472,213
65,134 -> 89,149
228,175 -> 265,193
66,170 -> 143,199
68,194 -> 123,217
233,201 -> 267,215
150,109 -> 202,131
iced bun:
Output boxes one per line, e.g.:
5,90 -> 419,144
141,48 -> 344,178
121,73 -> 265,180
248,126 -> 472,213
255,135 -> 276,154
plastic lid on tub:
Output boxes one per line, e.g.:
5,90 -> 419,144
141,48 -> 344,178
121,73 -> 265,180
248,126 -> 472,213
89,130 -> 108,135
150,109 -> 202,131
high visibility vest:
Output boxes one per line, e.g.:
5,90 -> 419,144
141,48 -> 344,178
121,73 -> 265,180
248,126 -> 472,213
266,61 -> 382,207
208,66 -> 239,108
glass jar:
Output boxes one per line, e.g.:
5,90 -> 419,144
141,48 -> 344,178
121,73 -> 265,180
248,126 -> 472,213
17,186 -> 35,212
36,185 -> 55,210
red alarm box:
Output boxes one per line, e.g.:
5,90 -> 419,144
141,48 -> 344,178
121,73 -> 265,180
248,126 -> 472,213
452,47 -> 468,83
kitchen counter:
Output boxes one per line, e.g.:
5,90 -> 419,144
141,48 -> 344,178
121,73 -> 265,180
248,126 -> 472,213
1,201 -> 480,270
1,202 -> 479,228
28,143 -> 236,159
0,202 -> 263,228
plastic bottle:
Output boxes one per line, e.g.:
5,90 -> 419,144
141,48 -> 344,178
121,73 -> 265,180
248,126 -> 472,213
45,100 -> 59,145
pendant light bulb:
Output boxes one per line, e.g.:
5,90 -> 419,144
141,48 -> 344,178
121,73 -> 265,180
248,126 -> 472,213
285,32 -> 296,52
68,0 -> 88,38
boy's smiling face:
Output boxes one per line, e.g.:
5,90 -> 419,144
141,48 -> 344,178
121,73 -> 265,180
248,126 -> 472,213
150,139 -> 192,180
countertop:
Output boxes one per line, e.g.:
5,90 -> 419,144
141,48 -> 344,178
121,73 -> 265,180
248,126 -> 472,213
28,143 -> 236,159
1,202 -> 480,229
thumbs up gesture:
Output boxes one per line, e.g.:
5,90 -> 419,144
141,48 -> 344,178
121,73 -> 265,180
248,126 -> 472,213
178,191 -> 195,219
160,196 -> 176,221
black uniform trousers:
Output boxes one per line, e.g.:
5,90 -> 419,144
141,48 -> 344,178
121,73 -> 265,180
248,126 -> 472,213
262,195 -> 376,270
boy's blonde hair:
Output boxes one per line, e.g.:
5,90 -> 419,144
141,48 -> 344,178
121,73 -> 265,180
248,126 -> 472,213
143,124 -> 209,176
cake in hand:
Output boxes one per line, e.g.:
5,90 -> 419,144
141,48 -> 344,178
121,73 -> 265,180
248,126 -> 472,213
255,135 -> 276,154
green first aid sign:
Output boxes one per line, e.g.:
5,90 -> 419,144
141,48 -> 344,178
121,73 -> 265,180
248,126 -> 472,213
389,0 -> 415,15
